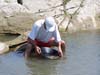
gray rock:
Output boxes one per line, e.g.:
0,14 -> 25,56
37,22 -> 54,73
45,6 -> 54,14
0,3 -> 34,34
63,0 -> 100,32
1,0 -> 100,33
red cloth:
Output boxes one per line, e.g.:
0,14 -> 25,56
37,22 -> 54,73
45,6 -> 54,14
27,38 -> 54,47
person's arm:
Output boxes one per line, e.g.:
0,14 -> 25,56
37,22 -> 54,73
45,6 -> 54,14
53,26 -> 63,57
28,24 -> 41,54
58,41 -> 63,57
28,38 -> 41,55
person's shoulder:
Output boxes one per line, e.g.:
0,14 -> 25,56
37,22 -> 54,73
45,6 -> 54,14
34,19 -> 45,27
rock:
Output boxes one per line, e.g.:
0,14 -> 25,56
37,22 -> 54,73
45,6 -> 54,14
23,0 -> 100,32
0,42 -> 9,54
0,33 -> 27,54
6,34 -> 27,47
0,3 -> 34,34
62,0 -> 100,32
0,31 -> 29,54
23,0 -> 63,16
1,0 -> 100,33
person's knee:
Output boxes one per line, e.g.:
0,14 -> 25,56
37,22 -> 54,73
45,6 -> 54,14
25,43 -> 33,58
26,43 -> 33,50
61,40 -> 65,46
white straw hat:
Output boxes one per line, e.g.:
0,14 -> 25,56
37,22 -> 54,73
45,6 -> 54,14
45,17 -> 56,32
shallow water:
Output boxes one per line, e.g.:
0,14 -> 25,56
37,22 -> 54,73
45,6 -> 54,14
0,30 -> 100,75
0,34 -> 19,42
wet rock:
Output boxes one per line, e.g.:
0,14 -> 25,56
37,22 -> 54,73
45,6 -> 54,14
5,32 -> 28,48
0,42 -> 9,54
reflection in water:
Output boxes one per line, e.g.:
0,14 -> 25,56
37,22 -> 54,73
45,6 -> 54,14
25,58 -> 60,75
0,30 -> 100,75
61,30 -> 99,75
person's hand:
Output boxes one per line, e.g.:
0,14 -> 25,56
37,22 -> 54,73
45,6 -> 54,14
36,46 -> 41,55
58,50 -> 63,57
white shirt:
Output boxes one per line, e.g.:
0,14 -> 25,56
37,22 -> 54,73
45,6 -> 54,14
28,19 -> 61,43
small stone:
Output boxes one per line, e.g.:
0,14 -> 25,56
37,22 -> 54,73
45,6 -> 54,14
0,42 -> 9,54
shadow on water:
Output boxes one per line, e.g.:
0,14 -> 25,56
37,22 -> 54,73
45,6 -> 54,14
0,29 -> 100,75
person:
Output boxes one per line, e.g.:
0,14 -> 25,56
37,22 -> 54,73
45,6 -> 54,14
25,16 -> 65,58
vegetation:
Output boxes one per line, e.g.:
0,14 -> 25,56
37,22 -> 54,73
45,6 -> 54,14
62,0 -> 85,31
63,0 -> 70,16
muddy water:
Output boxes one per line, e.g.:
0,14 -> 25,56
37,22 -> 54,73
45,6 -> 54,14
0,30 -> 100,75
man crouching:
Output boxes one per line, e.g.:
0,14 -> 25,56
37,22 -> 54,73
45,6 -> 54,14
25,16 -> 65,58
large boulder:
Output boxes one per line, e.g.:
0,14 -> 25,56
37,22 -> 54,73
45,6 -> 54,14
0,32 -> 28,54
59,0 -> 100,32
23,0 -> 100,32
0,3 -> 34,34
23,0 -> 63,17
1,0 -> 100,33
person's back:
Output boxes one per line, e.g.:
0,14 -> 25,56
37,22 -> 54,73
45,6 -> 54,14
28,19 -> 54,43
